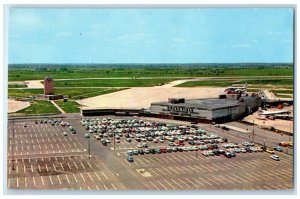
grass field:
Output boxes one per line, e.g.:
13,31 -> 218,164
271,90 -> 294,94
53,79 -> 175,87
176,79 -> 293,87
8,84 -> 27,88
55,100 -> 80,113
8,66 -> 293,81
16,100 -> 60,115
8,89 -> 44,98
8,88 -> 126,99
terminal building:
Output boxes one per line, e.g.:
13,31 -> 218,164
147,94 -> 262,123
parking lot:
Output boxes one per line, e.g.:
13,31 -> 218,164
7,119 -> 125,190
7,115 -> 294,190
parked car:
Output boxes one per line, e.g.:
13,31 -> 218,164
266,149 -> 275,154
274,146 -> 283,152
133,150 -> 139,155
127,156 -> 134,162
127,150 -> 133,156
270,155 -> 280,161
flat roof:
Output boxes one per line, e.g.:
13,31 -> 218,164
151,98 -> 240,110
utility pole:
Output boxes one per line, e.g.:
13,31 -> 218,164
252,120 -> 255,143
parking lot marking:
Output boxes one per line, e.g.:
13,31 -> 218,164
148,168 -> 159,176
41,176 -> 45,186
111,183 -> 117,190
49,176 -> 54,185
149,180 -> 159,190
164,179 -> 176,189
16,165 -> 19,173
57,175 -> 62,184
65,175 -> 70,183
87,162 -> 92,169
94,172 -> 102,182
180,166 -> 193,174
185,177 -> 197,188
73,162 -> 79,170
178,178 -> 190,188
80,162 -> 86,169
199,177 -> 212,186
102,171 -> 108,180
16,177 -> 19,188
103,184 -> 108,190
192,177 -> 205,187
87,173 -> 93,181
73,174 -> 78,183
193,165 -> 206,173
157,180 -> 168,190
157,168 -> 168,176
61,163 -> 65,171
45,164 -> 49,172
32,177 -> 36,187
161,167 -> 172,175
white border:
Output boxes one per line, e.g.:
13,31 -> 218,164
1,0 -> 299,199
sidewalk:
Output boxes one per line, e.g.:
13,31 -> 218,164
50,100 -> 66,114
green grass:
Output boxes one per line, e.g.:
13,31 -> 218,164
53,88 -> 127,99
53,79 -> 175,87
276,94 -> 293,98
175,80 -> 234,87
271,90 -> 294,94
55,100 -> 80,113
8,89 -> 44,98
8,66 -> 293,81
176,79 -> 293,87
17,100 -> 60,115
8,88 -> 126,99
8,84 -> 27,88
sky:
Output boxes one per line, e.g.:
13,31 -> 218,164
8,8 -> 294,64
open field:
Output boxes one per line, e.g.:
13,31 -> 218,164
8,66 -> 293,81
176,78 -> 293,87
16,101 -> 60,115
53,79 -> 177,87
8,88 -> 126,100
55,100 -> 80,113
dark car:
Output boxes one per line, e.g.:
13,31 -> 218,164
189,141 -> 195,145
213,150 -> 221,156
155,148 -> 161,154
138,150 -> 144,155
245,147 -> 252,153
274,146 -> 283,152
221,126 -> 229,131
150,149 -> 156,154
224,152 -> 232,158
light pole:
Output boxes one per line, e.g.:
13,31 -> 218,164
252,120 -> 255,143
113,131 -> 116,150
85,133 -> 91,159
196,149 -> 198,158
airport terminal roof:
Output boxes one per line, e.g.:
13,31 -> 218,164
151,98 -> 240,110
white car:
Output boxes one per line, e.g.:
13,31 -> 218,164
270,155 -> 280,161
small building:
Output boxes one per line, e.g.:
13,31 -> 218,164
35,76 -> 63,101
44,76 -> 54,95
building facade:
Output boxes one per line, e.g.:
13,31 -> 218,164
149,95 -> 261,123
44,76 -> 54,95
